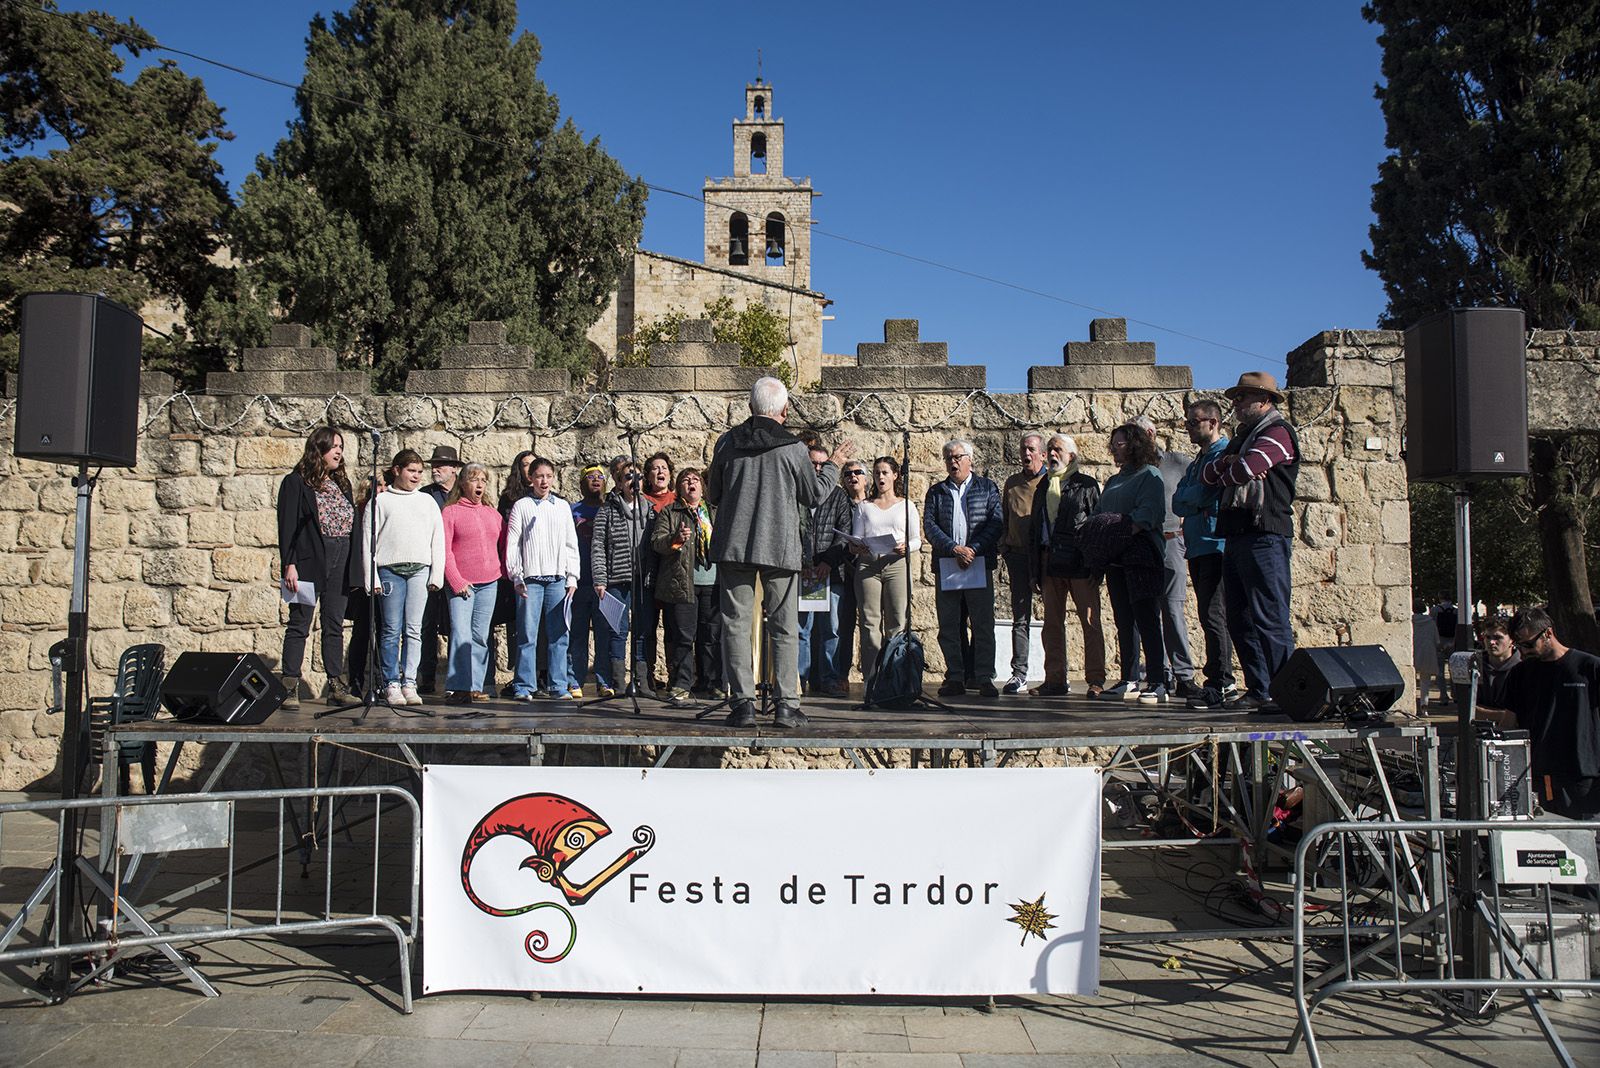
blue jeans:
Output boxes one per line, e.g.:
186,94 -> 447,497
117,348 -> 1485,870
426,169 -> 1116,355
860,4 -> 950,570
377,567 -> 430,687
516,579 -> 573,696
567,584 -> 598,692
1222,532 -> 1294,700
592,587 -> 632,689
446,581 -> 497,693
798,583 -> 841,687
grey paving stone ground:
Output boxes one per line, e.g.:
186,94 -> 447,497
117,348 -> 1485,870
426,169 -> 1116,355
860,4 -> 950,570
1,793 -> 1596,1067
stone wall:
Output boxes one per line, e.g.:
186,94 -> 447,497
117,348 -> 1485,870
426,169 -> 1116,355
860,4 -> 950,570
21,317 -> 1582,790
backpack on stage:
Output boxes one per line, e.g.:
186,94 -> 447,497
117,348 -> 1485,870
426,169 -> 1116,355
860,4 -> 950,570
865,629 -> 925,711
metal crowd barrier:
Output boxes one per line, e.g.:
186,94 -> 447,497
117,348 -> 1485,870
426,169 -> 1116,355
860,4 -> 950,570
1288,817 -> 1600,1068
0,786 -> 419,1013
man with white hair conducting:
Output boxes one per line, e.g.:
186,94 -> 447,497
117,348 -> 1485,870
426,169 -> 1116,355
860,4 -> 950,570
706,377 -> 853,728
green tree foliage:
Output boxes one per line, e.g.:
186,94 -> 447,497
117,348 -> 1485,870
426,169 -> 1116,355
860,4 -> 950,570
0,2 -> 234,382
1363,2 -> 1600,330
1365,1 -> 1600,649
225,0 -> 646,389
620,296 -> 795,386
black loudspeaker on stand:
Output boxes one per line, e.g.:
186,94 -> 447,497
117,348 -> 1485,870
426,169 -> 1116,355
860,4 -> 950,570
1269,645 -> 1404,723
1403,307 -> 1528,483
14,293 -> 141,467
161,652 -> 288,726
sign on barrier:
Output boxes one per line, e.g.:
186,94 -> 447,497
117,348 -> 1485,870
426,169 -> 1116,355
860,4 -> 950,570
422,766 -> 1101,996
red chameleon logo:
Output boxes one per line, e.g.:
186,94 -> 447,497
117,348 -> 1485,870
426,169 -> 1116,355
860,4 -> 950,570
460,792 -> 655,963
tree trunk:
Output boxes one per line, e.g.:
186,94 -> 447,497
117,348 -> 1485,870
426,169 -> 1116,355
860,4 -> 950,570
1528,437 -> 1600,654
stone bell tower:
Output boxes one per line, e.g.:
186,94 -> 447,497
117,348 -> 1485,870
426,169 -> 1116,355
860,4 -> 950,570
703,79 -> 816,290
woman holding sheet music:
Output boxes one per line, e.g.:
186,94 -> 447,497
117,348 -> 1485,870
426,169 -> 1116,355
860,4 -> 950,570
277,427 -> 355,710
850,456 -> 921,690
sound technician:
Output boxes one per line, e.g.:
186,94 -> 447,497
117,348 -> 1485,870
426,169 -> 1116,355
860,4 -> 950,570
1478,607 -> 1600,819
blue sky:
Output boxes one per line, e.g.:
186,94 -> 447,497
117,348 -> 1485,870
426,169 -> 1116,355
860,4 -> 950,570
88,1 -> 1391,391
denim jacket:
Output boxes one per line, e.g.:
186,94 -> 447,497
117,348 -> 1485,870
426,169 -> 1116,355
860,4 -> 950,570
1171,437 -> 1229,558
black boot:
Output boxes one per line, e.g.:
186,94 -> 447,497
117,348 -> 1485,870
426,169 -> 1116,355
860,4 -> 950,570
726,700 -> 756,728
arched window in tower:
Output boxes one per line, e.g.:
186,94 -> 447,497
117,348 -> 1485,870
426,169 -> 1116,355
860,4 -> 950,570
753,95 -> 766,119
765,212 -> 786,267
750,131 -> 767,175
728,212 -> 750,266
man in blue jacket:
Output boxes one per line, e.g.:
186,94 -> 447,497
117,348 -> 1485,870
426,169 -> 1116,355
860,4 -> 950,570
1172,400 -> 1236,709
924,439 -> 1004,697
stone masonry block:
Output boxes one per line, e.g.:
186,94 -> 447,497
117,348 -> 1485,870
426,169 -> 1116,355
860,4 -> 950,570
819,366 -> 906,391
235,436 -> 305,472
1089,318 -> 1128,342
648,341 -> 743,367
468,321 -> 508,345
282,371 -> 372,394
241,347 -> 337,372
139,371 -> 176,395
855,342 -> 950,367
404,368 -> 571,394
1063,341 -> 1157,365
906,365 -> 985,390
610,366 -> 696,393
693,366 -> 766,392
1028,365 -> 1116,390
269,324 -> 313,347
439,344 -> 537,369
676,319 -> 716,343
883,319 -> 920,343
1110,364 -> 1193,389
206,371 -> 285,395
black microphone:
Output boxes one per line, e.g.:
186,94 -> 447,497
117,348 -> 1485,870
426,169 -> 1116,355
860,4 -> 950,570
369,428 -> 381,445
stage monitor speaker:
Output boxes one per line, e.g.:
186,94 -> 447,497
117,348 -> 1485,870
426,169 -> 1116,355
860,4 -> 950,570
1270,645 -> 1405,723
13,292 -> 142,468
1403,307 -> 1527,483
161,652 -> 287,725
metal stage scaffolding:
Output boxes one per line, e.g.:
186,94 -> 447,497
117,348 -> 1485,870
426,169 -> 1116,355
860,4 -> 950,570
108,693 -> 1440,947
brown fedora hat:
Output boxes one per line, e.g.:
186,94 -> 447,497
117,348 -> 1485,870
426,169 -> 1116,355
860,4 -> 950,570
426,444 -> 464,467
1223,371 -> 1285,404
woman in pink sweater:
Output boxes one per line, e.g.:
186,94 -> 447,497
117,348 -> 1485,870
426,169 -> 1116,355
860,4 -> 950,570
442,462 -> 505,702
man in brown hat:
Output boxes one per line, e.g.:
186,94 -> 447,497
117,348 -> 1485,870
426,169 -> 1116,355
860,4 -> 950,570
418,444 -> 465,693
1199,372 -> 1299,714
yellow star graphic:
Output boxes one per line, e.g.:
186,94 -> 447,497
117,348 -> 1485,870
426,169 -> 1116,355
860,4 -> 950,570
1006,892 -> 1058,945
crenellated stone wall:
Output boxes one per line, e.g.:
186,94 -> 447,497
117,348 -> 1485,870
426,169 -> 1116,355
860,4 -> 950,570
13,316 -> 1592,791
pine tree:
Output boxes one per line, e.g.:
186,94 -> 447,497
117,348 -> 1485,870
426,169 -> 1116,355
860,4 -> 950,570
1365,1 -> 1600,649
0,2 -> 234,381
226,0 -> 647,389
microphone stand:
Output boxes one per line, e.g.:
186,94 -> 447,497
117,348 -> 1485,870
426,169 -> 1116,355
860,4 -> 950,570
583,463 -> 666,716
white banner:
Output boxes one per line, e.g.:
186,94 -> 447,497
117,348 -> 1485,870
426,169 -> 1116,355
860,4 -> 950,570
423,766 -> 1100,996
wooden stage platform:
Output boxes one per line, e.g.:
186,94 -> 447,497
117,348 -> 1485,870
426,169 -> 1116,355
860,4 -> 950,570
111,686 -> 1435,763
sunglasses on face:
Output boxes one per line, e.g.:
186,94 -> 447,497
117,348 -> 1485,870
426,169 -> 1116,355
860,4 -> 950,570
1515,629 -> 1547,652
843,469 -> 865,477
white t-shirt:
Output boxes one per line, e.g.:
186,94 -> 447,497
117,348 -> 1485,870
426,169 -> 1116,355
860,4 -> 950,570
853,499 -> 923,558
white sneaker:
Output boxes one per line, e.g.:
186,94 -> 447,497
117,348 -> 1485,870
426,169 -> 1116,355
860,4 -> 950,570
1001,674 -> 1028,695
384,682 -> 405,706
402,684 -> 423,706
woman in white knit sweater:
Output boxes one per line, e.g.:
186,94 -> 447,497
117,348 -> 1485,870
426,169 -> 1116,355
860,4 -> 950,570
505,457 -> 580,700
363,449 -> 446,705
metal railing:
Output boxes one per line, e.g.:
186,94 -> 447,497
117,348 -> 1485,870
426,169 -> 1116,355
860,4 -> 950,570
0,785 -> 419,1012
1289,817 -> 1599,1067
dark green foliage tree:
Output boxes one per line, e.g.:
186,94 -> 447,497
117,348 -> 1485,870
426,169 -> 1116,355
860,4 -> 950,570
1365,1 -> 1600,650
0,2 -> 234,382
226,0 -> 647,389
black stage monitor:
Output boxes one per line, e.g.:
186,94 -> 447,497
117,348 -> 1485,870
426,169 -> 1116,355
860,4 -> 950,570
161,652 -> 287,725
1271,645 -> 1405,723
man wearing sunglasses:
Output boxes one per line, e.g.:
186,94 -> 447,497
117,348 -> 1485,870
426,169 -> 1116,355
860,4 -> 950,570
1486,607 -> 1600,818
